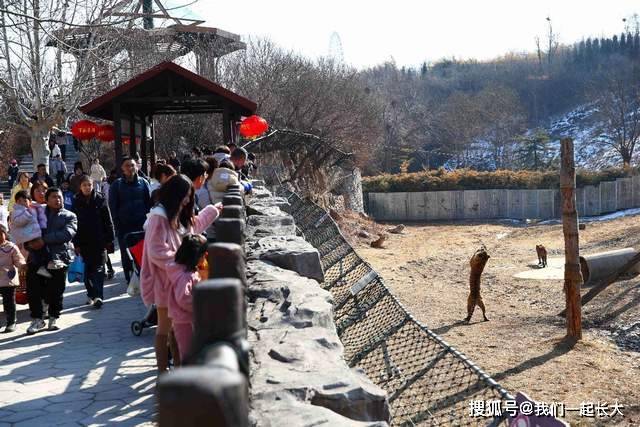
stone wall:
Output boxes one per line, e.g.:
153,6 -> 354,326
367,175 -> 640,221
245,184 -> 389,426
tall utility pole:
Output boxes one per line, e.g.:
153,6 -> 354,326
560,138 -> 583,340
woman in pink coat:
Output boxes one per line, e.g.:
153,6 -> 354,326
140,174 -> 220,374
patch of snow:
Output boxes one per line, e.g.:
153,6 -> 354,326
581,207 -> 640,222
537,206 -> 640,225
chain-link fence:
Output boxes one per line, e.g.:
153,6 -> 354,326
278,188 -> 512,426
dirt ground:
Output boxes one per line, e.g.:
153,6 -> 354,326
344,213 -> 640,426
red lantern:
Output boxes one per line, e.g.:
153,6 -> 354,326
96,124 -> 115,142
239,115 -> 269,138
122,136 -> 130,145
71,120 -> 98,141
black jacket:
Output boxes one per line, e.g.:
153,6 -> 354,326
72,191 -> 115,265
108,174 -> 151,236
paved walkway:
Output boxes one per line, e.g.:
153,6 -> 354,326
0,253 -> 157,426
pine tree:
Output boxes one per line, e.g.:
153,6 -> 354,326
620,33 -> 627,53
420,62 -> 428,78
585,38 -> 594,66
515,129 -> 552,170
612,35 -> 620,53
634,32 -> 640,57
601,37 -> 609,55
578,39 -> 586,66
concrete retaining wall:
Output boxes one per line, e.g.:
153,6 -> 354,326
366,176 -> 640,221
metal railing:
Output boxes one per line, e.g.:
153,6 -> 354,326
278,188 -> 513,426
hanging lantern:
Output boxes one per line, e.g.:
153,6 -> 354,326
71,120 -> 98,141
96,124 -> 115,142
122,136 -> 130,145
239,115 -> 269,139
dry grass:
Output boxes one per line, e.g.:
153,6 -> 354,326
345,215 -> 640,426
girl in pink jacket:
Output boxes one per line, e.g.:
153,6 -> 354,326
167,234 -> 208,361
139,174 -> 220,374
0,221 -> 26,332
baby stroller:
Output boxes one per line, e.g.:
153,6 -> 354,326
125,231 -> 157,336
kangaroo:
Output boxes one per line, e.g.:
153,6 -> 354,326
536,244 -> 548,268
465,246 -> 490,323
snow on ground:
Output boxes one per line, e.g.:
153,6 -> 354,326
539,207 -> 640,225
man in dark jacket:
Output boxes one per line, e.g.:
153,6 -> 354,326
109,157 -> 151,283
73,175 -> 115,308
7,159 -> 18,188
26,187 -> 77,334
30,164 -> 55,188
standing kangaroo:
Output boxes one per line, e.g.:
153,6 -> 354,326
465,246 -> 490,323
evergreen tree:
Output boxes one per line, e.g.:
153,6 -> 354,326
578,39 -> 586,65
585,38 -> 594,66
634,32 -> 640,57
601,37 -> 609,55
515,130 -> 552,170
612,34 -> 620,53
620,33 -> 627,53
571,44 -> 580,64
420,62 -> 428,78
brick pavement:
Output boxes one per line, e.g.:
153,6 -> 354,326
0,253 -> 157,426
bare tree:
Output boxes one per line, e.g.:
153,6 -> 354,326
0,0 -> 135,170
476,84 -> 526,169
217,37 -> 383,170
593,56 -> 640,169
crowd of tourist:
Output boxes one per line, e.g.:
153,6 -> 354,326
0,143 -> 255,373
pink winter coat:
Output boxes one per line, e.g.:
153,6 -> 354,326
139,204 -> 219,308
0,241 -> 26,287
167,262 -> 201,324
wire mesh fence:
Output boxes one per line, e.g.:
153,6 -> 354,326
277,188 -> 512,426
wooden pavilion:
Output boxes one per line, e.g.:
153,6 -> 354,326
79,61 -> 257,173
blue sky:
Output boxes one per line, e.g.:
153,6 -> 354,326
166,0 -> 640,69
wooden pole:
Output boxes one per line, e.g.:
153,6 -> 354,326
560,138 -> 583,340
129,113 -> 137,157
113,103 -> 123,169
141,115 -> 148,176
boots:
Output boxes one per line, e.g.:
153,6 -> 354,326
155,334 -> 169,374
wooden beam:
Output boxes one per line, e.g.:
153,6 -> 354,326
560,137 -> 582,340
122,96 -> 219,104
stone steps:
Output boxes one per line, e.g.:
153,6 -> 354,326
2,142 -> 81,200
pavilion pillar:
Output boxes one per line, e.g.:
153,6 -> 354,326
231,113 -> 241,145
150,116 -> 157,167
113,103 -> 123,169
129,113 -> 137,157
141,115 -> 148,175
222,105 -> 231,145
